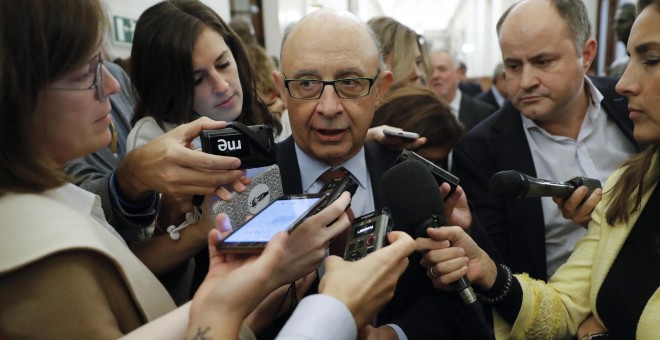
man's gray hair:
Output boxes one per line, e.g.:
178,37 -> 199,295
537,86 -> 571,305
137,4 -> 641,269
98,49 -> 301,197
430,48 -> 459,68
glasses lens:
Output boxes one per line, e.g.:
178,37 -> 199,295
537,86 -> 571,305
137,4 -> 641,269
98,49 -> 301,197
335,78 -> 370,99
289,79 -> 322,99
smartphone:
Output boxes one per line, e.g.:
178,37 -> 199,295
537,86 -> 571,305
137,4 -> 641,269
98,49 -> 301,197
313,176 -> 359,213
211,165 -> 283,224
383,128 -> 420,140
395,149 -> 459,199
216,193 -> 329,253
344,209 -> 392,261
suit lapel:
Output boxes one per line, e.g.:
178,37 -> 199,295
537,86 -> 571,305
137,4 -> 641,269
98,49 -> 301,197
491,103 -> 548,275
276,137 -> 303,195
364,142 -> 398,211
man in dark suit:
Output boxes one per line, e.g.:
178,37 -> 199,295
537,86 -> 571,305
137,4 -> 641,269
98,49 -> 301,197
476,63 -> 508,109
270,8 -> 494,339
453,0 -> 643,282
430,49 -> 497,131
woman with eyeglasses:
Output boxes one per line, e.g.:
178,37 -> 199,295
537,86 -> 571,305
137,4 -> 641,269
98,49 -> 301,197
417,1 -> 660,338
0,0 -> 338,338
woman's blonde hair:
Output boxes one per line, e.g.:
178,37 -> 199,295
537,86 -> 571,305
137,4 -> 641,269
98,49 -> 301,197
368,16 -> 432,91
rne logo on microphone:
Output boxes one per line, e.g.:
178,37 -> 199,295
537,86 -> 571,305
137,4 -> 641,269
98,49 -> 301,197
215,135 -> 250,158
217,138 -> 241,151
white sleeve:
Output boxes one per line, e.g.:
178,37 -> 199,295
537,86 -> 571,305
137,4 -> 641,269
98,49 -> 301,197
276,294 -> 357,340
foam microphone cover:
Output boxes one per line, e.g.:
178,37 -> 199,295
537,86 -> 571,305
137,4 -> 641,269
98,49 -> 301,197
381,160 -> 445,237
489,170 -> 526,199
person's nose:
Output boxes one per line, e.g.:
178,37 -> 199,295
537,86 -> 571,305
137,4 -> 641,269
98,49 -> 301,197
102,65 -> 120,98
316,83 -> 343,117
519,65 -> 539,90
615,62 -> 639,97
411,65 -> 422,83
209,69 -> 229,93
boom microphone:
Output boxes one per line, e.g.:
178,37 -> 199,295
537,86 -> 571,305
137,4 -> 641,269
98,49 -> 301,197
381,161 -> 478,306
489,170 -> 601,199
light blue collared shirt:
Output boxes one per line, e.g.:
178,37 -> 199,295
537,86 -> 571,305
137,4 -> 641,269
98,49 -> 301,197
293,144 -> 408,339
294,144 -> 375,218
521,76 -> 635,278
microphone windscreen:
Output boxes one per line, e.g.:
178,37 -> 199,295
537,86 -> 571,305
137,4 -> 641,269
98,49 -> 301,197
381,160 -> 444,236
489,170 -> 526,199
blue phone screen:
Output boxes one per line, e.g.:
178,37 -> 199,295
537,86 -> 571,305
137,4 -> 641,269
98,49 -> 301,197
222,197 -> 321,243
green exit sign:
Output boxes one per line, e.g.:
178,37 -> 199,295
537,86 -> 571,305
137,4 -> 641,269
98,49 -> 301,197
113,15 -> 136,44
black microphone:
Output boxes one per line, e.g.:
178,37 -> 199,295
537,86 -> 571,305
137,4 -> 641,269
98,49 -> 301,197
489,170 -> 601,199
381,160 -> 477,306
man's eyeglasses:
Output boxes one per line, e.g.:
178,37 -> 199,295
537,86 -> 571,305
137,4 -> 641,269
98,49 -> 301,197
283,71 -> 380,100
48,53 -> 106,102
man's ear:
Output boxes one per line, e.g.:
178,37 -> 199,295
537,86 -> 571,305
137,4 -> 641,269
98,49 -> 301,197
374,71 -> 394,106
581,38 -> 598,72
273,71 -> 286,98
273,71 -> 288,107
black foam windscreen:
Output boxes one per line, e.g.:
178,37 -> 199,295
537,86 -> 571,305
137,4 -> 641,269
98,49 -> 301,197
488,170 -> 526,199
381,160 -> 445,237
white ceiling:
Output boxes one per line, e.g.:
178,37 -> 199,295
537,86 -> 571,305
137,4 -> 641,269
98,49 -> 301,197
312,0 -> 461,34
366,0 -> 461,33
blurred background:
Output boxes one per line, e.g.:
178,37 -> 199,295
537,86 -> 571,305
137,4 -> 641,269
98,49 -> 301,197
103,0 -> 634,89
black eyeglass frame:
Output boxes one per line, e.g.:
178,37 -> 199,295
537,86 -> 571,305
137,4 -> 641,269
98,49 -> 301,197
283,71 -> 380,100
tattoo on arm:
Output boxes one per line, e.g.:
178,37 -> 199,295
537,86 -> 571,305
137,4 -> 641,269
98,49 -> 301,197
189,326 -> 212,340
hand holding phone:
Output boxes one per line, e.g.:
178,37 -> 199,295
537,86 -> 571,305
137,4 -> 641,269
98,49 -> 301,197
344,209 -> 393,261
396,149 -> 459,199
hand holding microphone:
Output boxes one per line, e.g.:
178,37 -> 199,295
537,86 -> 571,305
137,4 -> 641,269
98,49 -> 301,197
488,170 -> 601,200
381,161 -> 492,334
382,161 -> 476,304
489,170 -> 603,227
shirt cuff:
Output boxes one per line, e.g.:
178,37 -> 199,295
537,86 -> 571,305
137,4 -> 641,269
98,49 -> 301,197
387,323 -> 408,340
277,294 -> 357,340
109,171 -> 158,222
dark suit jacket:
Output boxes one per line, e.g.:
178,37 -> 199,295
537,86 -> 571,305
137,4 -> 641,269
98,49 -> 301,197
452,77 -> 642,281
270,137 -> 495,339
475,88 -> 501,109
459,81 -> 483,98
459,93 -> 497,131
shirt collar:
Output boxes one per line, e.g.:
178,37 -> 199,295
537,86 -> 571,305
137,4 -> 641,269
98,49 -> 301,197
294,144 -> 369,192
521,76 -> 604,133
450,90 -> 462,115
43,183 -> 126,244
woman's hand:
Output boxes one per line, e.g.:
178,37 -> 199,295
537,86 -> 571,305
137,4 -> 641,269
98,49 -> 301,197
186,219 -> 288,339
416,226 -> 497,290
366,125 -> 427,151
266,192 -> 353,290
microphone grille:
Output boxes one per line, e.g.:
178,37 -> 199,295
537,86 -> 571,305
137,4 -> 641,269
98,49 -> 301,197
488,170 -> 525,199
381,160 -> 444,236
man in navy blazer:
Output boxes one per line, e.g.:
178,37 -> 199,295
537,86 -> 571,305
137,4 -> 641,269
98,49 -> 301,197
452,0 -> 643,282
